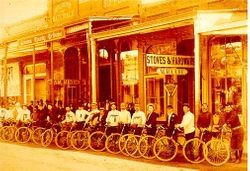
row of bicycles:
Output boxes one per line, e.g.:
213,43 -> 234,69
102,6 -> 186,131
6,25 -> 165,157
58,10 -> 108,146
0,121 -> 232,166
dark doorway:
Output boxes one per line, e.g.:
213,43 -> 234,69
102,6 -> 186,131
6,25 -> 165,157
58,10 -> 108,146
99,65 -> 111,103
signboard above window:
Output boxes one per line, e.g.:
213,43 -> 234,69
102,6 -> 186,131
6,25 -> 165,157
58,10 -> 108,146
146,54 -> 194,68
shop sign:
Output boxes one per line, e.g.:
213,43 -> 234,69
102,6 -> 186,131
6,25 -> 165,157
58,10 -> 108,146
164,83 -> 177,96
146,54 -> 194,68
156,68 -> 188,75
19,29 -> 65,46
48,79 -> 80,85
51,0 -> 78,23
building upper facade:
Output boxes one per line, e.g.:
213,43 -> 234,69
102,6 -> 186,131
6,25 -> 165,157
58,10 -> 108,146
0,0 -> 247,54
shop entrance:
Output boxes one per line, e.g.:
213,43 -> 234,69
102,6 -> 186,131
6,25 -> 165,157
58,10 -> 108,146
99,65 -> 111,103
65,86 -> 78,106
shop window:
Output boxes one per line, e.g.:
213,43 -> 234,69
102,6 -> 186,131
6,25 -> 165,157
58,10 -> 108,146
210,36 -> 242,114
145,77 -> 164,115
120,50 -> 138,103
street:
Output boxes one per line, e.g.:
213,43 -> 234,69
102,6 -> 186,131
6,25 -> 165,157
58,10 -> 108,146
0,141 -> 247,171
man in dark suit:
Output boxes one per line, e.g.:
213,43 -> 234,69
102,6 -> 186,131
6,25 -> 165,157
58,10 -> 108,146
165,105 -> 178,137
146,104 -> 159,136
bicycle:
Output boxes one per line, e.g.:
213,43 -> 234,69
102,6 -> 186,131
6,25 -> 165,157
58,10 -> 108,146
1,120 -> 17,142
41,123 -> 61,147
182,127 -> 208,164
105,123 -> 127,154
153,127 -> 185,162
15,121 -> 33,143
70,123 -> 91,151
138,125 -> 166,159
118,126 -> 136,156
203,126 -> 231,166
55,122 -> 75,150
88,124 -> 108,152
124,125 -> 148,158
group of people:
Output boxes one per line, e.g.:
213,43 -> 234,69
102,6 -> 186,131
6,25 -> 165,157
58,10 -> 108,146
162,102 -> 244,164
0,100 -> 244,163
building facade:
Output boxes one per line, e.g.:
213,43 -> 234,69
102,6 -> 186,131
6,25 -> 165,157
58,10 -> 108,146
0,0 -> 247,135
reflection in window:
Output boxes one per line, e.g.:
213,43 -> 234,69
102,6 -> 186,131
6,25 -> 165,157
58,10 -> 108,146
210,36 -> 242,114
146,77 -> 164,115
120,50 -> 138,103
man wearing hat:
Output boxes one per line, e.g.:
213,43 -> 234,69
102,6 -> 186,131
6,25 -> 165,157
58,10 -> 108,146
175,103 -> 195,141
223,103 -> 244,163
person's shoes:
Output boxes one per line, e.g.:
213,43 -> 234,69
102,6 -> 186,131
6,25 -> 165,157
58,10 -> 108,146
235,159 -> 241,164
229,158 -> 236,163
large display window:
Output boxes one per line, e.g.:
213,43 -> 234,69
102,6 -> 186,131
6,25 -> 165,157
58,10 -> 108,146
120,50 -> 139,103
210,36 -> 243,114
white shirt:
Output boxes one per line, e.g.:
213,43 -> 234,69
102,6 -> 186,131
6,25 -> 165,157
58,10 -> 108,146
119,109 -> 131,124
85,109 -> 100,124
106,110 -> 120,126
16,109 -> 31,122
75,109 -> 89,122
62,111 -> 75,123
179,111 -> 195,134
131,110 -> 146,127
0,108 -> 8,121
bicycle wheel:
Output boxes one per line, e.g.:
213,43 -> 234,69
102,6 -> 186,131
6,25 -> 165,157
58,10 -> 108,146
125,135 -> 142,158
41,129 -> 54,147
89,131 -> 107,152
15,127 -> 32,143
153,136 -> 178,162
203,139 -> 230,166
118,134 -> 130,156
183,138 -> 205,163
71,130 -> 89,151
3,126 -> 17,142
105,133 -> 121,154
55,130 -> 71,149
138,135 -> 156,159
32,127 -> 46,145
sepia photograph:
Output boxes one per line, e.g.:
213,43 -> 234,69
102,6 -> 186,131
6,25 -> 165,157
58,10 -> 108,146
0,0 -> 248,170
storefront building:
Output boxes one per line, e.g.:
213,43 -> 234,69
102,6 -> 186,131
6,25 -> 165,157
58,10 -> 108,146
0,0 -> 247,135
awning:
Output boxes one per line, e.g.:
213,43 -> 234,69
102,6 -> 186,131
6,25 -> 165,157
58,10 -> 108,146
92,12 -> 195,41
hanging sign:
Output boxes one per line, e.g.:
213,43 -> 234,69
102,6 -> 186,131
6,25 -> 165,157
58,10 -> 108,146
19,29 -> 65,46
156,68 -> 188,75
146,54 -> 194,68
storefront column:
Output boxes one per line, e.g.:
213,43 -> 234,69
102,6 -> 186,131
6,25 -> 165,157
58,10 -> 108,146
32,45 -> 36,102
3,43 -> 8,106
50,42 -> 54,104
200,36 -> 209,104
138,41 -> 145,109
87,21 -> 97,103
90,37 -> 97,103
194,28 -> 201,122
241,35 -> 247,128
77,48 -> 82,101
